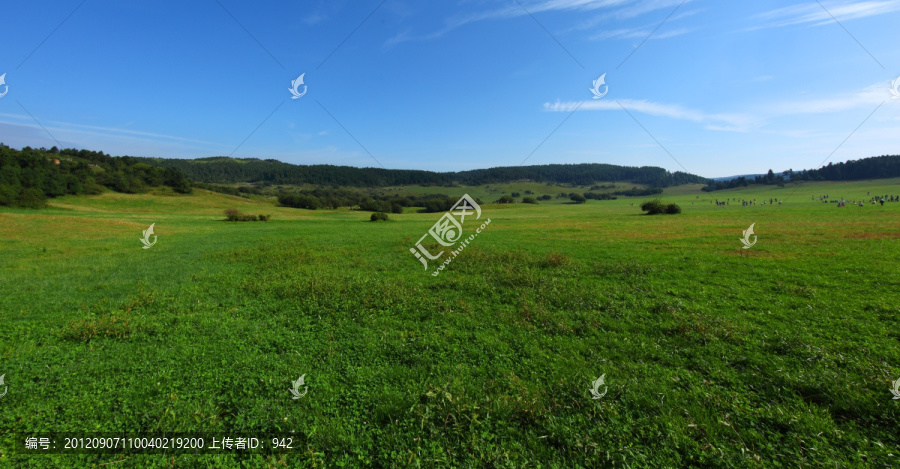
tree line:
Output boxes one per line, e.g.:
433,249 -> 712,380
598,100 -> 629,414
276,188 -> 481,214
136,156 -> 709,188
702,155 -> 900,192
0,145 -> 191,208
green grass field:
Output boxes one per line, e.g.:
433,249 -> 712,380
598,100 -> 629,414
2,179 -> 899,467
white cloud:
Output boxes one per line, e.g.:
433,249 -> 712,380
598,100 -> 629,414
303,13 -> 327,26
753,0 -> 900,28
765,83 -> 893,115
543,81 -> 900,132
0,113 -> 227,156
386,0 -> 693,45
544,98 -> 758,131
590,26 -> 690,40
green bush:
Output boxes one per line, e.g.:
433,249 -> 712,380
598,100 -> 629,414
570,194 -> 586,204
224,209 -> 258,221
640,200 -> 681,215
370,212 -> 389,222
640,200 -> 666,215
522,197 -> 537,204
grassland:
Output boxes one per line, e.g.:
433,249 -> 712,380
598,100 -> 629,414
1,178 -> 899,467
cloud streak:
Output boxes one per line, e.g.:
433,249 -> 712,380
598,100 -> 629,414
753,0 -> 900,28
544,98 -> 758,131
386,0 -> 693,45
543,82 -> 898,132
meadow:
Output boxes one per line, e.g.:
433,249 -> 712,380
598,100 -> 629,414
1,178 -> 899,467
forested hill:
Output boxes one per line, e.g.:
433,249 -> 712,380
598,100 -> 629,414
702,154 -> 900,191
136,156 -> 709,188
0,145 -> 191,208
791,154 -> 900,181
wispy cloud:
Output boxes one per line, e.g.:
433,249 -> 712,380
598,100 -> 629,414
0,113 -> 225,154
569,3 -> 698,33
303,13 -> 327,26
543,82 -> 899,131
590,26 -> 690,40
753,0 -> 900,28
765,83 -> 892,114
386,0 -> 693,46
545,98 -> 757,131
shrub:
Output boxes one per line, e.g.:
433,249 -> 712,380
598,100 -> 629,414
640,200 -> 666,215
584,192 -> 617,200
391,204 -> 403,214
511,192 -> 521,198
521,197 -> 537,204
278,193 -> 323,210
370,212 -> 389,222
258,214 -> 270,221
640,200 -> 681,215
16,188 -> 47,209
423,198 -> 454,213
224,208 -> 241,221
539,195 -> 552,201
616,187 -> 664,197
224,209 -> 258,221
495,195 -> 515,204
570,194 -> 586,204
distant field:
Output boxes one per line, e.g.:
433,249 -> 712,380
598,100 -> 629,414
1,179 -> 899,467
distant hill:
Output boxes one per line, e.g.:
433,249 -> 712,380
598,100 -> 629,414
712,174 -> 764,182
135,156 -> 709,188
0,144 -> 191,208
702,154 -> 900,192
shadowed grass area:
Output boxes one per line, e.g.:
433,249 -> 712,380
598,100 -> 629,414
1,181 -> 899,467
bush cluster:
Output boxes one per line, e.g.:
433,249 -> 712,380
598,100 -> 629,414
224,209 -> 270,221
640,200 -> 681,215
370,212 -> 389,222
584,192 -> 618,200
278,190 -> 479,214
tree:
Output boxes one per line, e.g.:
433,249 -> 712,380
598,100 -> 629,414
641,200 -> 680,215
570,194 -> 586,204
640,200 -> 665,215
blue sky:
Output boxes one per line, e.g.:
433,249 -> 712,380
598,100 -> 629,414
1,0 -> 898,178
